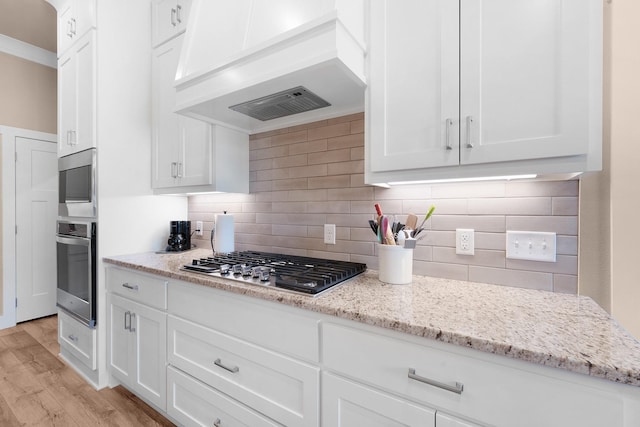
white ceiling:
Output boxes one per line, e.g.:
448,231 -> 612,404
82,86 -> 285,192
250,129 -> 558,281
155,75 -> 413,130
0,0 -> 56,52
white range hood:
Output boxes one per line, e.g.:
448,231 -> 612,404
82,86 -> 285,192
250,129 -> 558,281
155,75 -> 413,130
174,0 -> 366,134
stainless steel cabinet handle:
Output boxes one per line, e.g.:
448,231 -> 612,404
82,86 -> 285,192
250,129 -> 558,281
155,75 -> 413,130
466,116 -> 474,148
445,118 -> 453,150
177,162 -> 183,178
124,311 -> 131,331
408,368 -> 464,394
214,358 -> 239,373
130,313 -> 136,333
176,4 -> 182,23
171,162 -> 177,178
68,334 -> 78,342
70,18 -> 76,35
122,282 -> 139,292
171,8 -> 177,26
213,418 -> 222,427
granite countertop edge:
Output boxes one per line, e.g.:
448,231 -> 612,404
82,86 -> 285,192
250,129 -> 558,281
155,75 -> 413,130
103,251 -> 640,388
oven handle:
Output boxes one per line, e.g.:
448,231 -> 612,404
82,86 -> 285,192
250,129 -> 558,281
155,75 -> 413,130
56,235 -> 91,246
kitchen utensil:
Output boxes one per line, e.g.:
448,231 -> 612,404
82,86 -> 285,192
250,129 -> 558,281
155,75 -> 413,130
417,205 -> 436,231
368,219 -> 379,237
405,214 -> 418,230
382,216 -> 396,245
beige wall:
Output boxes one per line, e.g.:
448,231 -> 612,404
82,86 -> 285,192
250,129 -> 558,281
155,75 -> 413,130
190,113 -> 580,293
0,52 -> 57,133
580,0 -> 640,339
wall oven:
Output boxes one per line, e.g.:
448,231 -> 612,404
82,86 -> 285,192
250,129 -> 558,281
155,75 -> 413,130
59,148 -> 96,218
56,220 -> 97,328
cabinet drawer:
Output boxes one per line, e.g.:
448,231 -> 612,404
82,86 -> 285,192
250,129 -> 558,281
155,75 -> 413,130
167,366 -> 281,427
169,280 -> 319,362
168,315 -> 319,427
322,322 -> 622,427
322,372 -> 435,427
106,267 -> 167,309
58,309 -> 96,370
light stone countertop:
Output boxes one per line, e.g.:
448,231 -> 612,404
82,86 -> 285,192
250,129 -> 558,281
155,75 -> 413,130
104,248 -> 640,387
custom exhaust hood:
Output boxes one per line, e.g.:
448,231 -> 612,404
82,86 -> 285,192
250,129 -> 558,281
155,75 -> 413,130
174,0 -> 366,134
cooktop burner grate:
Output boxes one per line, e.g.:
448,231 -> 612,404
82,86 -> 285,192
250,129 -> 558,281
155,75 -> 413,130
181,251 -> 367,295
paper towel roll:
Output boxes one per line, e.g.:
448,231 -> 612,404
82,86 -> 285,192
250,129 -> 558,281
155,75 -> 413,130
214,213 -> 234,253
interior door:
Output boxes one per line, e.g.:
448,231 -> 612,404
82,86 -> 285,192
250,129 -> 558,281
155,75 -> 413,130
15,137 -> 58,322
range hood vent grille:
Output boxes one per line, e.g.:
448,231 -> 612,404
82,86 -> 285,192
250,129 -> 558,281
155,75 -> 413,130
229,86 -> 331,121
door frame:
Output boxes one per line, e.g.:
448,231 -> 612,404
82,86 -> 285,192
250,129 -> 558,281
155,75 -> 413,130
0,126 -> 57,329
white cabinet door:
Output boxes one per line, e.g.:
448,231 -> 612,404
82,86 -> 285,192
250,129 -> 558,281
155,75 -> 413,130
57,0 -> 96,57
322,372 -> 435,427
108,293 -> 167,411
58,30 -> 95,158
109,294 -> 134,384
151,34 -> 211,189
368,0 -> 459,173
436,413 -> 480,427
459,0 -> 592,165
152,0 -> 192,47
131,299 -> 167,409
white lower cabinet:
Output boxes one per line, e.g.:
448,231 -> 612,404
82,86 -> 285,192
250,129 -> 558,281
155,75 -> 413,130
105,268 -> 639,427
167,366 -> 281,427
58,309 -> 96,370
108,293 -> 167,410
322,322 -> 623,427
322,372 -> 435,427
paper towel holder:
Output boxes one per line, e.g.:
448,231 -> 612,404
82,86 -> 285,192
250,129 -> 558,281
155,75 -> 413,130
211,211 -> 234,254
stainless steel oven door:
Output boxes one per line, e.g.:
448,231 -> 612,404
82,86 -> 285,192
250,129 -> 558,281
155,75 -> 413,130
56,231 -> 96,328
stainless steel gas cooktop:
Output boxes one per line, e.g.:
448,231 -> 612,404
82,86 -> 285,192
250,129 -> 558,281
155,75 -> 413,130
181,251 -> 367,296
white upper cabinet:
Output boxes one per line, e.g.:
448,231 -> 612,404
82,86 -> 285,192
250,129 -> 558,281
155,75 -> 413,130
368,0 -> 460,173
366,0 -> 602,184
57,0 -> 96,57
58,30 -> 95,157
152,34 -> 211,189
151,34 -> 249,194
151,0 -> 192,47
459,0 -> 592,165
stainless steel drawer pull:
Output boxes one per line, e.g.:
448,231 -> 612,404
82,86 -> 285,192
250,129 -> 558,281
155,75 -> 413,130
122,283 -> 139,291
213,418 -> 222,427
214,358 -> 239,373
171,8 -> 177,26
445,118 -> 453,150
176,4 -> 183,23
68,334 -> 78,342
408,368 -> 464,394
466,115 -> 474,148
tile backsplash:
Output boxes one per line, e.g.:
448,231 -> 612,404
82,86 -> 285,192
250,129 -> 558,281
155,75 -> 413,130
189,113 -> 579,293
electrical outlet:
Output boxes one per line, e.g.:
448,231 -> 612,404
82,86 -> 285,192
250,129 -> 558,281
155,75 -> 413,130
195,221 -> 203,236
324,224 -> 336,245
506,231 -> 556,262
456,229 -> 475,255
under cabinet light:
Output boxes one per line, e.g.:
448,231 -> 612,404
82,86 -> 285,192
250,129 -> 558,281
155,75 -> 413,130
384,174 -> 537,186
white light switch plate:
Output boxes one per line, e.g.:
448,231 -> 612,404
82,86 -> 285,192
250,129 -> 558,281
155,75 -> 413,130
506,231 -> 556,262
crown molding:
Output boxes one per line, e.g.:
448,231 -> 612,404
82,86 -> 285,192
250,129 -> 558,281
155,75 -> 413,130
0,34 -> 56,69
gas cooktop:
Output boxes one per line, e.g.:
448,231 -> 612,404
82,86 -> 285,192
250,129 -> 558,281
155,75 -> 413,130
181,251 -> 367,296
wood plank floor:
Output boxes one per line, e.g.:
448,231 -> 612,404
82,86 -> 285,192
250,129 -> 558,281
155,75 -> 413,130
0,315 -> 175,426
